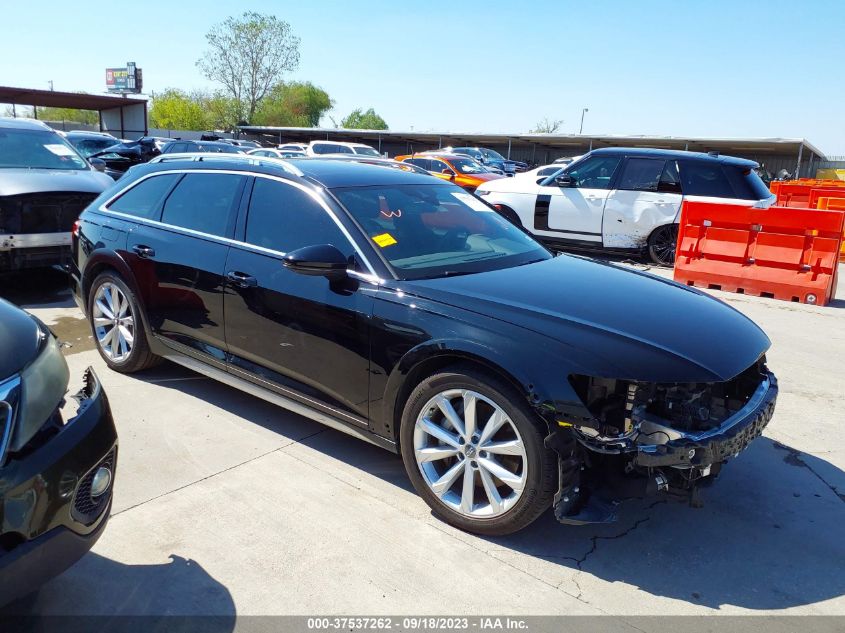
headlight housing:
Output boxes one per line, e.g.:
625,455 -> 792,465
9,329 -> 69,454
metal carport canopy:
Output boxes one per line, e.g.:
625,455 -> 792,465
0,85 -> 148,138
238,125 -> 825,160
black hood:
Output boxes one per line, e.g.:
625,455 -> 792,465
0,299 -> 42,381
406,255 -> 770,383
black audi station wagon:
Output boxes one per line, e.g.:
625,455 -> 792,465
71,156 -> 777,535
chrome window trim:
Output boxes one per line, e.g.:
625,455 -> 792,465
97,168 -> 381,282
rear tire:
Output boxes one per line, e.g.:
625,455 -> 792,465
647,223 -> 679,265
88,272 -> 160,373
399,364 -> 557,536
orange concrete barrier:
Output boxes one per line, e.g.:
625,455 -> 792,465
674,201 -> 844,306
811,189 -> 845,209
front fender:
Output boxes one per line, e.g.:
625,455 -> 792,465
381,336 -> 594,441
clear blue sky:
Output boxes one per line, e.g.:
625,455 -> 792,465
2,0 -> 843,154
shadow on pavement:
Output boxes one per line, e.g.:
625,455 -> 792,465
0,268 -> 74,309
128,363 -> 845,612
2,552 -> 235,624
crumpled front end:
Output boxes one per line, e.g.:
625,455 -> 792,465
547,357 -> 777,524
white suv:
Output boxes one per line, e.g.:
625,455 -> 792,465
306,141 -> 381,157
476,148 -> 775,264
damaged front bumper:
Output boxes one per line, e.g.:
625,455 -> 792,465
551,369 -> 778,525
634,372 -> 777,468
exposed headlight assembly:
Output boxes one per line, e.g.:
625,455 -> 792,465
7,328 -> 70,455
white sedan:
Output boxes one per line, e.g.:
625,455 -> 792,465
476,148 -> 775,264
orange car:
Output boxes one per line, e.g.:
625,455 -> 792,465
394,152 -> 504,191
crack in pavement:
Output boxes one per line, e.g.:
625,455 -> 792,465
773,441 -> 845,503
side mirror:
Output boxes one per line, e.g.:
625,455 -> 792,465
89,157 -> 106,172
441,168 -> 455,179
555,174 -> 573,187
283,244 -> 348,280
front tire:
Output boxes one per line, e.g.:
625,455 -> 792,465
647,223 -> 679,265
88,272 -> 160,373
400,365 -> 557,535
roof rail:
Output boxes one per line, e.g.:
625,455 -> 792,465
148,152 -> 304,176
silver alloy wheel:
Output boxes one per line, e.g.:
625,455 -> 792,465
413,389 -> 527,518
92,282 -> 135,362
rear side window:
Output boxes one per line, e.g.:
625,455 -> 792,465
723,165 -> 771,200
678,161 -> 735,198
406,158 -> 431,170
617,158 -> 665,192
658,160 -> 682,194
245,178 -> 351,254
109,174 -> 181,219
161,173 -> 244,237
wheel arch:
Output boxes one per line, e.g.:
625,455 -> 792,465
383,341 -> 550,447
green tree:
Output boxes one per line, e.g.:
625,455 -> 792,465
205,92 -> 243,131
36,106 -> 98,125
197,11 -> 301,122
530,117 -> 564,133
253,81 -> 333,127
341,107 -> 388,130
149,89 -> 210,130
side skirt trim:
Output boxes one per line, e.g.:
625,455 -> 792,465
163,352 -> 398,453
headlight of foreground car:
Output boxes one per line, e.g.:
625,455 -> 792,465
11,331 -> 70,453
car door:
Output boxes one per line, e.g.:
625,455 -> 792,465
533,154 -> 622,245
223,176 -> 374,425
125,171 -> 246,368
603,158 -> 683,249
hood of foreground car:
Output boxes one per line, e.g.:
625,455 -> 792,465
0,299 -> 42,381
0,168 -> 112,197
405,255 -> 770,383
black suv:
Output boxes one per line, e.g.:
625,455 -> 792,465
71,156 -> 776,535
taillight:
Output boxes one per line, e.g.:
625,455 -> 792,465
71,220 -> 81,238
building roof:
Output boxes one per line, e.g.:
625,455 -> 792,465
239,126 -> 828,160
0,85 -> 147,110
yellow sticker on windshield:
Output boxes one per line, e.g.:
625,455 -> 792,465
372,233 -> 397,248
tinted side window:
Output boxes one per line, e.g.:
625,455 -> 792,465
245,178 -> 351,254
161,173 -> 244,237
430,159 -> 451,174
617,158 -> 665,192
658,160 -> 682,194
679,161 -> 735,198
109,174 -> 180,219
407,158 -> 431,170
566,155 -> 622,189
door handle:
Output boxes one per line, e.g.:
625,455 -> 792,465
226,271 -> 258,288
132,244 -> 155,258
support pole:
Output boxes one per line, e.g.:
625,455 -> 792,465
795,144 -> 804,179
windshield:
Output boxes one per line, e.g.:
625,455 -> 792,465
353,146 -> 381,156
0,128 -> 89,170
449,157 -> 489,174
70,137 -> 118,158
482,148 -> 506,161
333,183 -> 550,280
